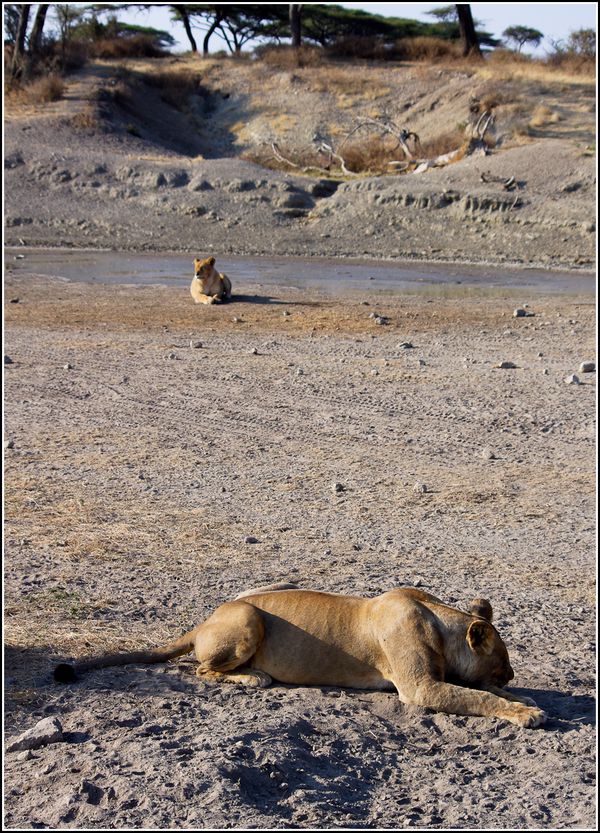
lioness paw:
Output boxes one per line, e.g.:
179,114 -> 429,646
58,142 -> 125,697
512,706 -> 547,729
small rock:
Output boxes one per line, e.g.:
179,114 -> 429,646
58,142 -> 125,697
579,361 -> 595,373
14,254 -> 25,260
282,311 -> 290,317
398,342 -> 414,350
418,358 -> 426,366
374,316 -> 388,326
63,363 -> 73,370
564,374 -> 580,385
296,368 -> 304,376
232,316 -> 242,323
5,355 -> 14,364
244,536 -> 259,544
413,482 -> 427,494
542,368 -> 549,375
167,353 -> 177,360
333,482 -> 345,493
7,717 -> 64,752
9,298 -> 20,304
496,361 -> 517,369
413,577 -> 425,587
513,308 -> 527,318
17,750 -> 34,761
4,439 -> 15,450
189,340 -> 202,349
481,447 -> 496,460
249,347 -> 258,355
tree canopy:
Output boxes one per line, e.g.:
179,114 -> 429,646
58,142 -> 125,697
502,25 -> 544,52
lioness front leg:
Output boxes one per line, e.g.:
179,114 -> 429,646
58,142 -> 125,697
401,680 -> 546,728
484,685 -> 539,707
194,294 -> 216,305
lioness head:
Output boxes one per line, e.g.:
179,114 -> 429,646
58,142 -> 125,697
194,256 -> 216,279
465,614 -> 514,688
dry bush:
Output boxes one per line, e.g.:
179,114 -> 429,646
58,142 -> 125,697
394,36 -> 462,62
326,36 -> 392,61
544,53 -> 595,76
529,104 -> 562,127
143,69 -> 205,109
255,44 -> 324,69
70,106 -> 101,131
89,35 -> 167,59
487,48 -> 532,67
418,128 -> 467,158
341,135 -> 407,172
19,75 -> 66,103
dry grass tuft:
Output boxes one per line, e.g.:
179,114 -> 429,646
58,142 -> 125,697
8,74 -> 66,104
143,69 -> 206,110
255,44 -> 324,69
394,36 -> 462,62
529,104 -> 562,127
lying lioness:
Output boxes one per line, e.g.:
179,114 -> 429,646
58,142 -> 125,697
54,585 -> 546,728
190,256 -> 231,305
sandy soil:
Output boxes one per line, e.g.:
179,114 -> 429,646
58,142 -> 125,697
3,268 -> 596,829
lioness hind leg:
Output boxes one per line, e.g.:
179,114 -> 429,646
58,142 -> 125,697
193,600 -> 266,681
196,667 -> 272,688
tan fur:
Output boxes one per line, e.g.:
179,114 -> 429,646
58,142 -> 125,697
190,256 -> 232,305
54,585 -> 546,728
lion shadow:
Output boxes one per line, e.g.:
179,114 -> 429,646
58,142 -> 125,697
510,686 -> 595,731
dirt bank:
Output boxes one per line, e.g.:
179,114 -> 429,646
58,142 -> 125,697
4,269 -> 596,829
4,57 -> 596,268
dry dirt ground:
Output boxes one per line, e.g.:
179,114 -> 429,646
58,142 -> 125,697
3,269 -> 596,829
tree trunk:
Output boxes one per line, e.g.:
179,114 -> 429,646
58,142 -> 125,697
456,4 -> 481,57
11,4 -> 31,76
178,8 -> 197,53
28,4 -> 49,57
203,15 -> 222,56
290,4 -> 302,48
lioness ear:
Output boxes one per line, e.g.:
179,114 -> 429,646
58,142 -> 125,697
466,620 -> 495,655
469,598 -> 493,622
208,256 -> 216,266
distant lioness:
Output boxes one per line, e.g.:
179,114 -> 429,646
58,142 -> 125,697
54,585 -> 546,728
190,256 -> 231,305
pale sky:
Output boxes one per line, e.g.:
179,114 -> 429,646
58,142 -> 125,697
55,3 -> 599,56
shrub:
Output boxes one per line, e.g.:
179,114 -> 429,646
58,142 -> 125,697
254,44 -> 324,68
89,35 -> 168,59
393,36 -> 462,61
11,75 -> 66,104
326,35 -> 391,60
143,70 -> 206,109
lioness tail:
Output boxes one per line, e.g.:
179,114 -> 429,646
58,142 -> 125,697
54,628 -> 197,684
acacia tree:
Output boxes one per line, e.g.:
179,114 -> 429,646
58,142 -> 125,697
28,4 -> 50,57
172,5 -> 198,52
503,25 -> 543,52
455,4 -> 481,57
290,4 -> 302,48
11,3 -> 31,76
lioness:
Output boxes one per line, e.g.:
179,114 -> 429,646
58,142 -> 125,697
190,256 -> 231,305
54,585 -> 546,728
